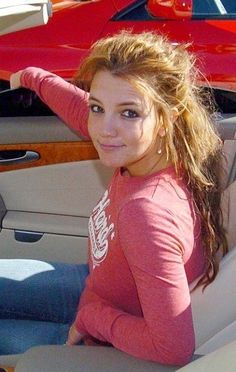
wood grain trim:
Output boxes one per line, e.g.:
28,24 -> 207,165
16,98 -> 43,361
0,367 -> 14,372
0,141 -> 98,172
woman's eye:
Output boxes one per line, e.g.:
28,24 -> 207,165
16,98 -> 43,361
122,110 -> 139,119
90,104 -> 104,114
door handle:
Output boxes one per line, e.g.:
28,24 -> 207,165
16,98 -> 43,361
15,230 -> 44,243
0,150 -> 40,165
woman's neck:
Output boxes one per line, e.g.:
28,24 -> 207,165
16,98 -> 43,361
124,155 -> 173,177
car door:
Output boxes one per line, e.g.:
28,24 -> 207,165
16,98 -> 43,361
0,87 -> 112,264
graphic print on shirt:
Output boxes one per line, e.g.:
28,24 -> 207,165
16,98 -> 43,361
89,189 -> 115,269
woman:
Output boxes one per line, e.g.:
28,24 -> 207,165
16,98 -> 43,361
6,31 -> 227,365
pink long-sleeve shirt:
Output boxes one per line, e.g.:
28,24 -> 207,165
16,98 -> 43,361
21,67 -> 205,366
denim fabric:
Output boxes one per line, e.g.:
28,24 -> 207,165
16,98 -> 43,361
0,259 -> 89,354
0,319 -> 70,355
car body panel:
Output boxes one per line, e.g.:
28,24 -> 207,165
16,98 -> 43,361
147,0 -> 193,19
0,0 -> 235,89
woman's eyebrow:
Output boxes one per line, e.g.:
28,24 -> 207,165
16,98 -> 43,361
88,95 -> 101,103
89,95 -> 141,106
117,101 -> 140,107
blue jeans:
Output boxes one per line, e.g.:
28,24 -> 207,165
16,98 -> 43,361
0,259 -> 89,354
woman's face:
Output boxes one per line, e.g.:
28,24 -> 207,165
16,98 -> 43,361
88,70 -> 163,176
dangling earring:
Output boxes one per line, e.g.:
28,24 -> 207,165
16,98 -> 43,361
157,138 -> 163,155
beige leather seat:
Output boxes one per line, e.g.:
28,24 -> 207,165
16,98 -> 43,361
222,179 -> 236,251
179,340 -> 236,372
191,243 -> 236,355
190,140 -> 236,355
220,140 -> 236,250
185,139 -> 236,359
222,140 -> 236,189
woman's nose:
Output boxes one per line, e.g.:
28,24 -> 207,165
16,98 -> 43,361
100,115 -> 118,137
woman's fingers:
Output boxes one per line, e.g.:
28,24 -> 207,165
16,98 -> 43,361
10,71 -> 23,89
66,323 -> 84,345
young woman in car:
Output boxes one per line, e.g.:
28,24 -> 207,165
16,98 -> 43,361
5,31 -> 228,365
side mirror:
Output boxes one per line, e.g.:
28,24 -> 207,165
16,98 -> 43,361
0,0 -> 52,36
147,0 -> 193,20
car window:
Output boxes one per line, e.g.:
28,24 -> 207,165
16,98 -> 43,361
213,88 -> 236,114
197,87 -> 236,114
0,88 -> 54,117
193,0 -> 236,19
113,0 -> 152,21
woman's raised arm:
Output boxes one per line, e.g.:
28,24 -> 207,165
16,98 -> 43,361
10,67 -> 90,139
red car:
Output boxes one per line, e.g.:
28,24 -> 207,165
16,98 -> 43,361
0,0 -> 236,92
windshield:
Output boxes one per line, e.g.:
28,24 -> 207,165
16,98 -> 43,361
193,0 -> 236,19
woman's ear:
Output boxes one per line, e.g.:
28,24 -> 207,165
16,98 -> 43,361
158,126 -> 166,138
158,108 -> 179,137
171,108 -> 179,124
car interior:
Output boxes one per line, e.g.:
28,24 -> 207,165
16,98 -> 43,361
0,86 -> 235,371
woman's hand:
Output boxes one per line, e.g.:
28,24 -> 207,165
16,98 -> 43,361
10,70 -> 23,89
66,323 -> 86,345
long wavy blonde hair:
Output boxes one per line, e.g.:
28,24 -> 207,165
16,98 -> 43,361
74,31 -> 228,289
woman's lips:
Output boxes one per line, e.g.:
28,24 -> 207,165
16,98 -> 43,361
98,142 -> 125,152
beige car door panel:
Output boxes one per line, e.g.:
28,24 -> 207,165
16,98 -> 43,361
0,229 -> 89,264
0,160 -> 112,214
0,160 -> 113,263
0,116 -> 79,144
